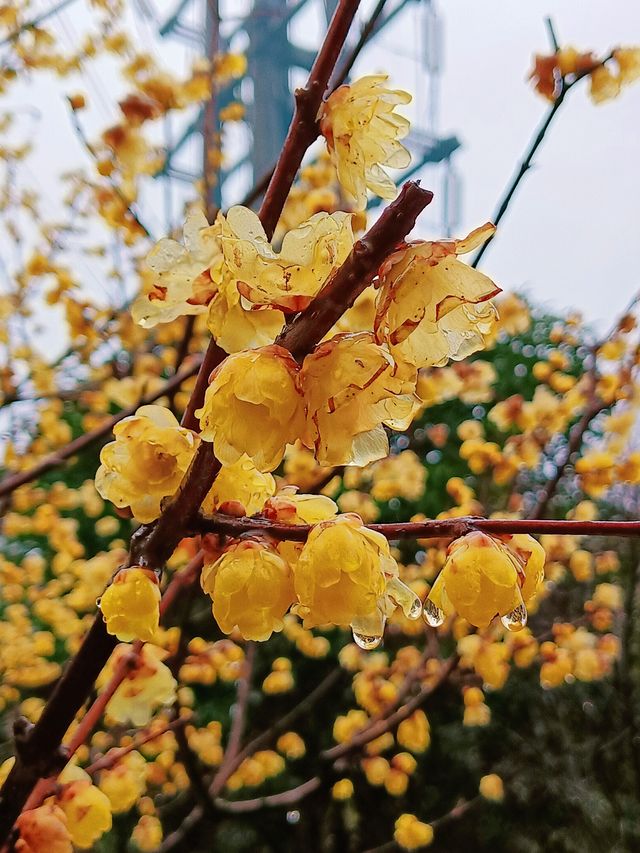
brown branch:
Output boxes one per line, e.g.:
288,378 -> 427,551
209,643 -> 256,797
214,777 -> 322,813
277,181 -> 433,360
323,655 -> 458,763
85,714 -> 192,776
257,0 -> 361,239
0,359 -> 201,501
194,512 -> 640,542
211,667 -> 343,797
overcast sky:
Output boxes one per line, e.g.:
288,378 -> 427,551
4,0 -> 640,337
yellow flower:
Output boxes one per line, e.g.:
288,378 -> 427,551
479,773 -> 504,802
425,531 -> 544,630
101,644 -> 177,726
220,205 -> 353,311
15,804 -> 72,853
206,279 -> 284,353
394,813 -> 434,850
374,224 -> 500,369
319,74 -> 411,208
397,710 -> 430,753
132,208 -> 221,327
132,815 -> 163,852
201,539 -> 295,641
202,455 -> 276,516
301,333 -> 418,466
590,65 -> 621,103
332,778 -> 354,800
99,567 -> 160,643
98,750 -> 147,813
95,405 -> 198,523
57,767 -> 112,850
196,346 -> 305,472
614,47 -> 640,85
293,514 -> 391,629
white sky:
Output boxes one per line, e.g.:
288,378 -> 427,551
2,0 -> 640,338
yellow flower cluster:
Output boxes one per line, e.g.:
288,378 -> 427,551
394,813 -> 434,850
202,514 -> 421,647
529,46 -> 640,103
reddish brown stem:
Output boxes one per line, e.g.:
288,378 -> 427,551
194,512 -> 640,541
277,181 -> 433,359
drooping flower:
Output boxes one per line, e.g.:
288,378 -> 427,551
56,766 -> 112,850
99,567 -> 160,643
132,208 -> 222,327
589,64 -> 621,103
293,514 -> 399,630
219,205 -> 354,312
300,333 -> 419,466
95,405 -> 198,523
374,225 -> 500,369
613,47 -> 640,85
100,643 -> 177,726
424,530 -> 545,630
319,75 -> 411,208
201,539 -> 295,641
196,346 -> 305,472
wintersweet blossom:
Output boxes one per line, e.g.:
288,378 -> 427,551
56,765 -> 112,849
132,208 -> 222,327
202,455 -> 276,517
219,205 -> 354,311
196,346 -> 305,472
99,567 -> 160,643
425,531 -> 545,630
293,514 -> 417,636
319,75 -> 411,208
374,224 -> 500,369
206,279 -> 284,353
201,539 -> 295,641
100,644 -> 177,726
95,405 -> 198,523
300,333 -> 419,466
394,813 -> 434,850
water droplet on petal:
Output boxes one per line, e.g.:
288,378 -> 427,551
501,602 -> 527,632
407,595 -> 423,620
423,597 -> 445,628
95,597 -> 102,608
352,629 -> 383,650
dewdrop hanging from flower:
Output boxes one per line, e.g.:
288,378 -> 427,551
423,531 -> 545,631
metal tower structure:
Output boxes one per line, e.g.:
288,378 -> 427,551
149,0 -> 461,232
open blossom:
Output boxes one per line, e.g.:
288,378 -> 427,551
219,205 -> 354,312
301,333 -> 419,466
99,567 -> 160,643
56,766 -> 112,850
100,643 -> 177,726
132,208 -> 222,327
319,74 -> 411,208
196,346 -> 305,472
98,750 -> 147,813
293,514 -> 417,632
201,539 -> 295,641
425,531 -> 545,630
374,224 -> 500,369
95,405 -> 198,523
